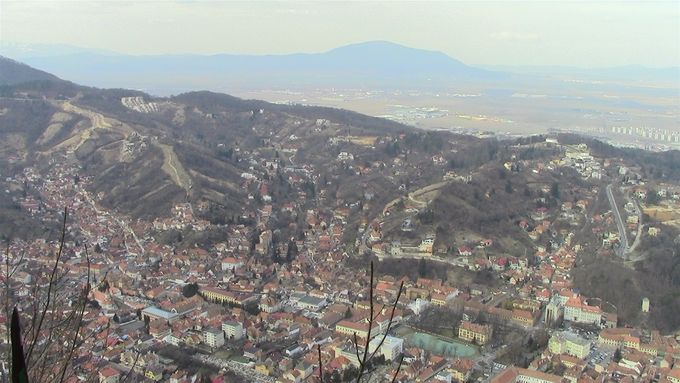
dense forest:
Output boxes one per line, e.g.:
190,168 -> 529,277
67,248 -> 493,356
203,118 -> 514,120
573,223 -> 680,333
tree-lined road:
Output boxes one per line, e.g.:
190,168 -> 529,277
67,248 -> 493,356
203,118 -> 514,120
606,184 -> 628,258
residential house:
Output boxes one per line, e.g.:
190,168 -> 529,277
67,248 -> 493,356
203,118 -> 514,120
449,358 -> 474,383
98,367 -> 120,383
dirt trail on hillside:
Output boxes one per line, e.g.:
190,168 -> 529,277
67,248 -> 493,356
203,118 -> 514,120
153,142 -> 192,193
45,102 -> 134,153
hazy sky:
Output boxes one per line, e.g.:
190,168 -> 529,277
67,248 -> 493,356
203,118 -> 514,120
1,1 -> 678,67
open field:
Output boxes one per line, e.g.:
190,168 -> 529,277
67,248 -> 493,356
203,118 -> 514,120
237,77 -> 679,148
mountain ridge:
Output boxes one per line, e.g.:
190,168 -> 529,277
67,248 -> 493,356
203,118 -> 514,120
0,55 -> 61,86
8,41 -> 499,94
0,58 -> 415,220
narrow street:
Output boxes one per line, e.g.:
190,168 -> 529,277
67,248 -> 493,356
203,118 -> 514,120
606,184 -> 628,258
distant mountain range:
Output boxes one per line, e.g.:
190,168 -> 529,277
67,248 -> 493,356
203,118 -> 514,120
1,41 -> 501,94
2,41 -> 677,95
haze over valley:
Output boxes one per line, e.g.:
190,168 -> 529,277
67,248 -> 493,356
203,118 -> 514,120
1,2 -> 680,383
5,40 -> 677,150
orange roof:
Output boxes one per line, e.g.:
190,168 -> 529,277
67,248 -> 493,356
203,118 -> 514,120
668,368 -> 680,380
512,310 -> 534,321
460,321 -> 491,334
100,367 -> 120,377
375,282 -> 393,291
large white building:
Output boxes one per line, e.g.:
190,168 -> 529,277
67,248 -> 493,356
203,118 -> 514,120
369,335 -> 404,361
564,296 -> 602,326
642,297 -> 650,313
221,256 -> 244,271
142,306 -> 179,324
548,331 -> 592,359
293,295 -> 327,312
222,320 -> 245,340
408,298 -> 430,315
204,328 -> 225,348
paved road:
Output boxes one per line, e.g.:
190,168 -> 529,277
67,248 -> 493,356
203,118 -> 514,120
606,184 -> 628,258
624,189 -> 647,263
626,190 -> 644,254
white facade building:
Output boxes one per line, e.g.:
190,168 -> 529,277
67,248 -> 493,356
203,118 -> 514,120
222,320 -> 245,340
369,335 -> 404,361
204,328 -> 225,348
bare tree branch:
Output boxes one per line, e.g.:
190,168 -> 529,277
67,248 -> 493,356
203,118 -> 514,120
317,344 -> 323,382
356,261 -> 374,383
390,354 -> 405,383
352,332 -> 362,369
26,207 -> 68,365
57,244 -> 91,383
120,351 -> 142,383
4,241 -> 11,382
367,281 -> 403,363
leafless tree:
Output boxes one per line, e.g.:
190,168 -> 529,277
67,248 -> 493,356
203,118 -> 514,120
3,208 -> 105,383
317,261 -> 406,383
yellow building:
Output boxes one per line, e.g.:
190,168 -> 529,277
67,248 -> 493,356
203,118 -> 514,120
145,368 -> 163,382
458,321 -> 493,345
430,293 -> 449,306
335,320 -> 380,340
406,287 -> 430,300
598,328 -> 668,357
201,286 -> 257,306
448,358 -> 474,382
255,364 -> 270,376
548,332 -> 591,359
419,238 -> 434,254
